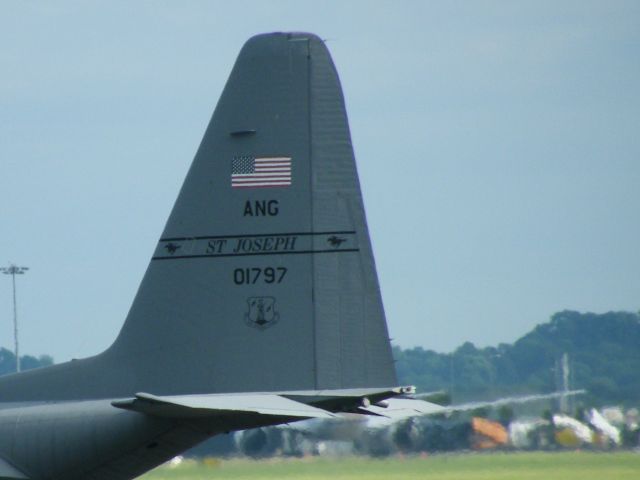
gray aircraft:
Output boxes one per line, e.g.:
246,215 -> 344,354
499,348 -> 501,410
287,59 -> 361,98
0,33 -> 431,480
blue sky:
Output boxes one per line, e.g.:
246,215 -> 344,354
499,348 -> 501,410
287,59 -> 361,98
1,1 -> 639,362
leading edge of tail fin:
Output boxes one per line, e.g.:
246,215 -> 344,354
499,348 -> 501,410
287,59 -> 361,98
0,33 -> 397,400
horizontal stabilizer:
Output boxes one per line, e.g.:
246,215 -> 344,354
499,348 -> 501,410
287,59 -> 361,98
0,457 -> 28,480
435,389 -> 587,414
281,386 -> 414,413
361,389 -> 587,420
359,398 -> 447,419
112,392 -> 335,420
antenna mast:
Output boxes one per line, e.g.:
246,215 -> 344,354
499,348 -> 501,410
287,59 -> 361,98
1,264 -> 29,372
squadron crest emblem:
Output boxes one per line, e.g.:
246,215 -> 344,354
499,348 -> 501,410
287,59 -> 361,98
245,296 -> 280,329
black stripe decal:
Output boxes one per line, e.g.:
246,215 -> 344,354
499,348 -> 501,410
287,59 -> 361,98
152,248 -> 360,261
160,231 -> 356,242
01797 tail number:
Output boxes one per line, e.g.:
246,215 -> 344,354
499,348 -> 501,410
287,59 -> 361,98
233,267 -> 287,285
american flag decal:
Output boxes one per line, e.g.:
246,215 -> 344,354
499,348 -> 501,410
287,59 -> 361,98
231,156 -> 292,188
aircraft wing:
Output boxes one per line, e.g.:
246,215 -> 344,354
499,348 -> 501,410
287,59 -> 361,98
0,457 -> 28,480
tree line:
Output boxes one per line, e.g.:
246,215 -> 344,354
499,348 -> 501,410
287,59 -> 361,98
0,348 -> 53,376
394,310 -> 640,406
1,310 -> 638,407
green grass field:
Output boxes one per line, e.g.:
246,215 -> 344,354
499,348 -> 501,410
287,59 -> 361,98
141,451 -> 640,480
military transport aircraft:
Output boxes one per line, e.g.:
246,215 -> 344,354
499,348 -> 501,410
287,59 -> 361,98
0,33 -> 434,480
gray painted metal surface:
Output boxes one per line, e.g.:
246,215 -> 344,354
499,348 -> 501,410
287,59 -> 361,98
0,32 -> 401,480
113,392 -> 336,419
0,457 -> 28,479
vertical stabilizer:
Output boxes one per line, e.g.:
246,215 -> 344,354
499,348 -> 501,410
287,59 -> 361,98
0,33 -> 397,400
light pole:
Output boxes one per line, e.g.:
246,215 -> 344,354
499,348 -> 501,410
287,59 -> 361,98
1,264 -> 29,372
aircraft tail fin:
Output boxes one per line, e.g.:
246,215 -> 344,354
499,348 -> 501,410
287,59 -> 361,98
0,33 -> 397,400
